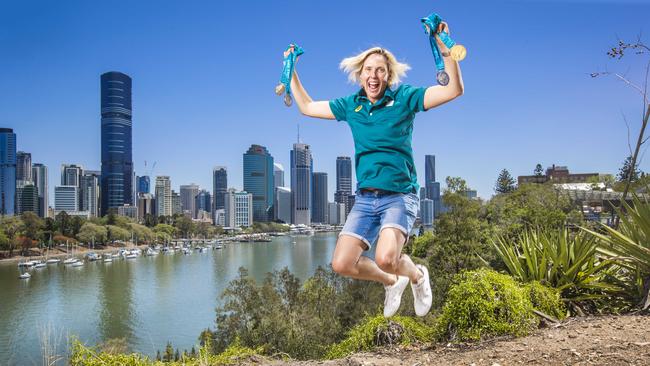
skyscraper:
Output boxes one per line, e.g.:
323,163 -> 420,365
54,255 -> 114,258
274,187 -> 291,224
101,71 -> 134,215
336,156 -> 352,194
421,198 -> 434,227
0,128 -> 16,215
195,190 -> 212,218
291,143 -> 312,225
16,151 -> 32,182
273,163 -> 284,189
32,163 -> 48,218
180,184 -> 199,218
335,156 -> 353,217
138,176 -> 150,194
243,144 -> 274,222
80,171 -> 100,217
425,155 -> 436,199
155,176 -> 172,217
312,172 -> 328,224
213,166 -> 227,211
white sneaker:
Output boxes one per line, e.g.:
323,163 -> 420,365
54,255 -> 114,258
383,275 -> 409,317
411,264 -> 432,316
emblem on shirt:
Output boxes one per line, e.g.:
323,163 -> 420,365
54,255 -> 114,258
354,105 -> 362,112
386,100 -> 394,107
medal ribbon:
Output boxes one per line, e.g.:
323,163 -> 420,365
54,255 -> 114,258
280,43 -> 304,97
421,13 -> 455,80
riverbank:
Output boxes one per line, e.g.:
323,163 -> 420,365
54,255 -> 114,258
0,243 -> 150,264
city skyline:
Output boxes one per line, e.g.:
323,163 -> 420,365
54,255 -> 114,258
2,1 -> 649,202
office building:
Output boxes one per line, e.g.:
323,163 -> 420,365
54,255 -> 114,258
312,172 -> 328,224
101,71 -> 134,215
180,184 -> 199,218
243,144 -> 274,222
0,128 -> 16,215
32,163 -> 48,218
80,171 -> 100,217
421,198 -> 434,227
171,190 -> 181,215
16,151 -> 32,182
274,163 -> 284,189
291,143 -> 312,225
224,188 -> 253,228
213,166 -> 227,213
138,176 -> 150,194
195,190 -> 212,218
55,185 -> 78,212
274,187 -> 291,224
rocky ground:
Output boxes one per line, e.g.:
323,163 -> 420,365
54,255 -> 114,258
248,315 -> 650,366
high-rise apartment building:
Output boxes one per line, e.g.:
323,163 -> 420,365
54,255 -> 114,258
101,71 -> 134,215
243,144 -> 274,222
224,188 -> 253,227
180,184 -> 199,218
312,172 -> 328,224
291,143 -> 312,225
0,128 -> 16,215
137,193 -> 156,222
31,163 -> 48,217
155,176 -> 172,217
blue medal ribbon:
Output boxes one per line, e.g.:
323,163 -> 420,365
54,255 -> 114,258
276,43 -> 304,106
421,13 -> 455,86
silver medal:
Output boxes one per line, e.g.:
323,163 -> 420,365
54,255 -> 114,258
437,71 -> 449,86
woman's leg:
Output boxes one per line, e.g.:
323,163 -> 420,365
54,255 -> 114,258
375,228 -> 423,283
331,234 -> 397,286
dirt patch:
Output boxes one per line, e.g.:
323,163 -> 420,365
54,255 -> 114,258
252,315 -> 650,366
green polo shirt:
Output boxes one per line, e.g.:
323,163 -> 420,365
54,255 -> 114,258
329,84 -> 426,194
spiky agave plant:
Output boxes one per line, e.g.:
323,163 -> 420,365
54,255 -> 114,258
583,193 -> 650,310
491,228 -> 621,313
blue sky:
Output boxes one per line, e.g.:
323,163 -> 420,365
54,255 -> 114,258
2,0 -> 649,203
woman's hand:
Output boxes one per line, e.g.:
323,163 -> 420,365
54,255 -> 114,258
434,22 -> 450,53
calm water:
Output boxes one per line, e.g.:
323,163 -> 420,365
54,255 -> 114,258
0,232 -> 342,365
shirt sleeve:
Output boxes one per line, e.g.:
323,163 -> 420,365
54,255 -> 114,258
400,84 -> 427,113
329,97 -> 348,122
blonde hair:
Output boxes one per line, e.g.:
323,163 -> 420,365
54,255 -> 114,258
339,47 -> 410,87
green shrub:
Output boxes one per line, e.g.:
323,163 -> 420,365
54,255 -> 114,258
325,315 -> 434,360
525,281 -> 567,320
435,269 -> 536,341
68,338 -> 261,366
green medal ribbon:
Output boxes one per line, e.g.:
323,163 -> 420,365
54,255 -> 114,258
275,43 -> 304,106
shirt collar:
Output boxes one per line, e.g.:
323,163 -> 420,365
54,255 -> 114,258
354,87 -> 395,105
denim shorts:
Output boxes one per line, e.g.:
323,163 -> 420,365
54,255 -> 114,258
339,190 -> 419,250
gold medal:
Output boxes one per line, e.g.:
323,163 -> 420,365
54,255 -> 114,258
275,83 -> 285,96
450,45 -> 467,61
354,105 -> 362,112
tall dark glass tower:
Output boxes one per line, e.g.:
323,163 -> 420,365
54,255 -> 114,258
312,172 -> 328,224
243,144 -> 274,222
291,143 -> 312,225
0,128 -> 16,216
101,71 -> 134,215
425,155 -> 436,199
213,166 -> 227,211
